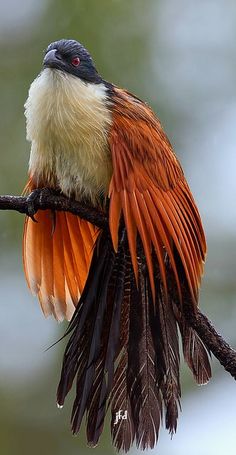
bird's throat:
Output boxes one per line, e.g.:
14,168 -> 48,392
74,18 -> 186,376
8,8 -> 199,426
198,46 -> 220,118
25,68 -> 113,203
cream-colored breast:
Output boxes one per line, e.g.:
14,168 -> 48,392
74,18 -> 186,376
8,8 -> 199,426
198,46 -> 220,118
25,68 -> 113,202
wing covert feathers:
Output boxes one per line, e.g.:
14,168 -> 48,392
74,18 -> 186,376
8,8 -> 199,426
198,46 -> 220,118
23,208 -> 97,321
109,87 -> 206,306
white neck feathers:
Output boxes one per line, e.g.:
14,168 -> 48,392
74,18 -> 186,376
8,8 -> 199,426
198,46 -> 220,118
25,68 -> 113,202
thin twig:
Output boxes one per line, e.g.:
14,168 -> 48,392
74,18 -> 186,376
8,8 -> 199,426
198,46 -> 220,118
0,190 -> 236,379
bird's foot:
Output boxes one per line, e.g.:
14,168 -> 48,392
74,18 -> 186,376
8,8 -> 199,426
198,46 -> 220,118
26,187 -> 56,222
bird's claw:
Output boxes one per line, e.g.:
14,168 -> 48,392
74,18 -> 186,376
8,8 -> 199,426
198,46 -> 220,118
26,188 -> 53,222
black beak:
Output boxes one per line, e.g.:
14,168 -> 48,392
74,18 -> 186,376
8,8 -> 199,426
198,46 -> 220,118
43,49 -> 62,69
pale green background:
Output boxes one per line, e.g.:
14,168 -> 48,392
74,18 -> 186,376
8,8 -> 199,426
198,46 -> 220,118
0,1 -> 236,454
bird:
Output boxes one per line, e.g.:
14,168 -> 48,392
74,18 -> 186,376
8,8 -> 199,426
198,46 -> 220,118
23,39 -> 211,452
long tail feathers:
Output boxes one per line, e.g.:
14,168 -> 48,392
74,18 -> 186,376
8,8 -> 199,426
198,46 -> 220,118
57,231 -> 211,452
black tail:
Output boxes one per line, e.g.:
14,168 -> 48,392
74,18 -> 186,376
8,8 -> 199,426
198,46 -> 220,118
57,230 -> 211,452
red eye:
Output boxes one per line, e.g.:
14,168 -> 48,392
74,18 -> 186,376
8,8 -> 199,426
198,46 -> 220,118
71,57 -> 80,67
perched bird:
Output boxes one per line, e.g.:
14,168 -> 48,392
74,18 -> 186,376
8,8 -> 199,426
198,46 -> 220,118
23,39 -> 211,452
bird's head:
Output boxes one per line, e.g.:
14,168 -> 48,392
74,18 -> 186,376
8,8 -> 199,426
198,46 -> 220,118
25,38 -> 112,150
43,39 -> 102,84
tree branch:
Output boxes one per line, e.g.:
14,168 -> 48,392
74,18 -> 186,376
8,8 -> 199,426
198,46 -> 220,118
1,191 -> 236,380
191,311 -> 236,379
0,191 -> 107,229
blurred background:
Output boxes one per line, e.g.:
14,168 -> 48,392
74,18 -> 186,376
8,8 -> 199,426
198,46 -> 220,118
0,0 -> 236,454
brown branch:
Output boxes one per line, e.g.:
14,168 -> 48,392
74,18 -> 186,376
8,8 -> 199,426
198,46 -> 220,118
191,311 -> 236,379
0,190 -> 107,229
1,190 -> 236,379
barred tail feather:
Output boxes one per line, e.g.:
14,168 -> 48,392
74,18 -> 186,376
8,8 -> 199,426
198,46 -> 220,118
170,254 -> 212,386
175,308 -> 212,385
57,232 -> 211,452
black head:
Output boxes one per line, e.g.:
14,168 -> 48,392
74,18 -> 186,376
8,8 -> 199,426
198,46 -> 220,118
43,39 -> 102,84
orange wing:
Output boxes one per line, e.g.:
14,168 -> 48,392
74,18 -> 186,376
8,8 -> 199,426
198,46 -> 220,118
23,186 -> 98,321
109,88 -> 206,304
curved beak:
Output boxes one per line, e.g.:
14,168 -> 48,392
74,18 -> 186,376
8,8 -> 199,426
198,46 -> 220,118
43,49 -> 62,68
